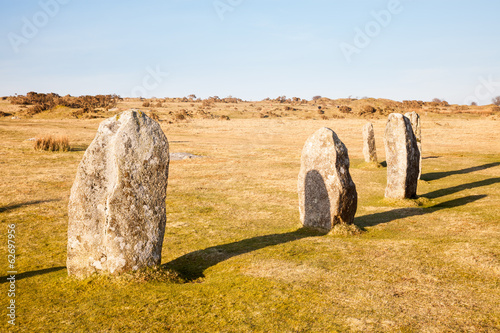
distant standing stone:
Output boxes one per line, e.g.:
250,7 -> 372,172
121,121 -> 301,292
404,111 -> 422,179
384,113 -> 420,199
67,110 -> 170,278
298,127 -> 357,230
362,122 -> 378,163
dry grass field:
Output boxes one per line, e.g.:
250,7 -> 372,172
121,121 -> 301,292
1,98 -> 499,332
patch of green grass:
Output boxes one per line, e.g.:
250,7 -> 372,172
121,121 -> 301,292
1,115 -> 499,332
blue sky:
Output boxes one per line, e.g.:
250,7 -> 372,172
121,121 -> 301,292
1,0 -> 499,104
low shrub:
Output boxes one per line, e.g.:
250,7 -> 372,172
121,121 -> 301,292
149,112 -> 160,121
358,105 -> 376,116
339,106 -> 352,113
174,113 -> 186,121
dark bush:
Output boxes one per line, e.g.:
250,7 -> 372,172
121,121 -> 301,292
358,105 -> 376,115
339,106 -> 352,113
10,92 -> 120,115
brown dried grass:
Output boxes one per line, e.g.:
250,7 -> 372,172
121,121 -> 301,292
34,135 -> 70,152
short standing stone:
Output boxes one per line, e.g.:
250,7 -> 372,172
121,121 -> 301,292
67,110 -> 169,278
362,122 -> 378,163
404,111 -> 422,179
298,127 -> 357,230
384,113 -> 420,199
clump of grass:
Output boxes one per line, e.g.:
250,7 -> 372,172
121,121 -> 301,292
330,222 -> 363,236
34,135 -> 70,152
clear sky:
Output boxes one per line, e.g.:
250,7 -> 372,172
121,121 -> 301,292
1,0 -> 499,104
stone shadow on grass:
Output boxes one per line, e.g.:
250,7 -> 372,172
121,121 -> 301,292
0,266 -> 66,284
70,145 -> 88,152
422,178 -> 500,199
163,227 -> 327,281
0,199 -> 60,213
421,162 -> 500,181
355,195 -> 486,229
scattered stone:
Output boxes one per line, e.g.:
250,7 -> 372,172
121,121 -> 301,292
404,111 -> 422,179
67,110 -> 170,278
298,127 -> 357,231
384,113 -> 420,199
362,122 -> 378,163
170,152 -> 203,161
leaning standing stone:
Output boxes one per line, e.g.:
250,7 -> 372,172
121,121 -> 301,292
298,127 -> 357,230
404,111 -> 422,179
67,110 -> 169,278
362,122 -> 378,163
384,113 -> 420,199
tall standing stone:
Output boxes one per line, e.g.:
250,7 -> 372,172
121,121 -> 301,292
384,113 -> 420,199
362,122 -> 378,163
298,127 -> 357,230
67,110 -> 170,278
404,111 -> 422,179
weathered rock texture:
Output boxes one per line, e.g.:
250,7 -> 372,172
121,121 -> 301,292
67,110 -> 169,278
404,111 -> 422,179
362,122 -> 378,163
384,113 -> 420,199
298,127 -> 357,230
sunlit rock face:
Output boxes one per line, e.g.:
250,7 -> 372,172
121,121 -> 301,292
67,110 -> 169,278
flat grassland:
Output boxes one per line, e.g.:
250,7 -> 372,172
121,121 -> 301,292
1,100 -> 499,332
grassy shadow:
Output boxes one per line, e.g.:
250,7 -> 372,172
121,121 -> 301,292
421,162 -> 500,181
163,227 -> 327,281
0,266 -> 66,284
355,195 -> 486,228
70,144 -> 88,152
0,199 -> 60,213
422,178 -> 500,199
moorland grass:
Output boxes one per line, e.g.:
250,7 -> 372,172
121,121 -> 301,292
0,103 -> 499,332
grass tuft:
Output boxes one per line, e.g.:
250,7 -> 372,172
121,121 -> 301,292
66,266 -> 185,286
330,222 -> 363,236
33,135 -> 70,152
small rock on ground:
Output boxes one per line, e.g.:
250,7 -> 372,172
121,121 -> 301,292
170,152 -> 204,161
